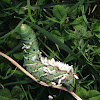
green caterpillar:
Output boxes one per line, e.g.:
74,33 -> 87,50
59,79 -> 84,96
19,24 -> 78,91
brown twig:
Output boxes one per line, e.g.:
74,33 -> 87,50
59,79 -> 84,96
0,52 -> 82,100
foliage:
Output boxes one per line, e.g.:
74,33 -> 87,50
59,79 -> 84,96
76,86 -> 100,100
0,86 -> 25,100
0,0 -> 100,100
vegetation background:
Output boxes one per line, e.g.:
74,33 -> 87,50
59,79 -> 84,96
0,0 -> 100,100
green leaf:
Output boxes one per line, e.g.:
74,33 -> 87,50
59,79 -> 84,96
0,96 -> 11,100
13,52 -> 23,60
7,39 -> 18,49
72,16 -> 87,30
95,33 -> 100,39
0,88 -> 12,98
76,87 -> 100,100
83,31 -> 92,38
94,26 -> 100,32
91,48 -> 100,55
53,5 -> 66,20
11,86 -> 25,100
89,95 -> 100,100
68,8 -> 77,19
0,88 -> 17,100
72,16 -> 83,24
60,14 -> 66,27
81,27 -> 92,39
75,86 -> 88,99
46,16 -> 60,23
94,27 -> 100,38
88,90 -> 100,100
51,30 -> 61,36
87,90 -> 100,98
51,30 -> 64,43
18,8 -> 25,15
73,24 -> 84,30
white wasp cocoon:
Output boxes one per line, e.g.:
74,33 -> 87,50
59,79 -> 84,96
51,82 -> 56,85
40,56 -> 74,73
29,42 -> 32,45
74,74 -> 79,79
54,74 -> 69,86
48,95 -> 53,99
32,56 -> 37,61
43,67 -> 55,74
22,43 -> 31,49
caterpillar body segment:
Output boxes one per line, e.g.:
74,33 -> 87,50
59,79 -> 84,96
19,24 -> 78,91
20,24 -> 39,65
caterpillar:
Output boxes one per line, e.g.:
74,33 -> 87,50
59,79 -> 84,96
19,24 -> 79,91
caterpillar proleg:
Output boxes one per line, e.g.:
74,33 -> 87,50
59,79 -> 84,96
19,24 -> 79,91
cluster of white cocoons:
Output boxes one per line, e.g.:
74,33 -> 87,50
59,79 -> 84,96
40,57 -> 73,73
40,57 -> 79,80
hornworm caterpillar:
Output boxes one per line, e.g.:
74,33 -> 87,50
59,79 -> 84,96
19,24 -> 79,91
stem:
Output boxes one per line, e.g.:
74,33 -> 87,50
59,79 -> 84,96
0,52 -> 82,100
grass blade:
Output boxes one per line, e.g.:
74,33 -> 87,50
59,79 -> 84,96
27,0 -> 36,23
30,23 -> 77,58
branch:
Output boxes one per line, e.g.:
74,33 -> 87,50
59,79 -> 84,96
0,52 -> 82,100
